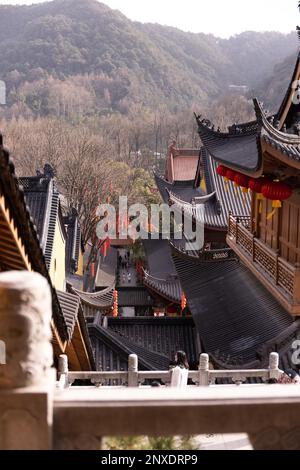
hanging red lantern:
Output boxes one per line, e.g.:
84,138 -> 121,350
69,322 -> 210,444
248,177 -> 266,194
262,180 -> 293,219
234,172 -> 250,204
234,173 -> 250,192
249,177 -> 267,214
216,165 -> 228,177
113,289 -> 118,317
225,169 -> 236,182
217,165 -> 231,191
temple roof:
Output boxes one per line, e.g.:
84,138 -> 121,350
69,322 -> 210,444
196,47 -> 300,173
117,288 -> 155,307
142,237 -> 182,304
171,246 -> 294,368
89,316 -> 199,371
165,146 -> 200,183
157,148 -> 251,230
195,114 -> 262,173
143,272 -> 182,304
255,98 -> 300,163
19,169 -> 66,269
89,324 -> 171,371
71,285 -> 114,314
154,172 -> 203,204
57,290 -> 80,339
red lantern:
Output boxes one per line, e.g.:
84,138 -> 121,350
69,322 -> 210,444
249,177 -> 266,194
234,173 -> 250,192
249,177 -> 267,214
225,169 -> 236,182
262,181 -> 293,208
216,165 -> 232,192
262,180 -> 293,220
216,165 -> 228,177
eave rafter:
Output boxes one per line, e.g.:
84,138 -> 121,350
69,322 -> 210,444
0,194 -> 31,271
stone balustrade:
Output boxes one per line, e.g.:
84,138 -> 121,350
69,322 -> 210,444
58,352 -> 282,388
1,270 -> 300,451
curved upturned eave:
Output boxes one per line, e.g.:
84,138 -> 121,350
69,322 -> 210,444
254,98 -> 300,167
71,284 -> 115,308
143,271 -> 181,304
195,115 -> 263,175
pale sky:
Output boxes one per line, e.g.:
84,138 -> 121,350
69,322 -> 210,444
0,0 -> 298,38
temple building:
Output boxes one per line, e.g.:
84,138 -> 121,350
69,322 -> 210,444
196,50 -> 300,317
155,144 -> 251,246
142,236 -> 183,315
0,137 -> 94,370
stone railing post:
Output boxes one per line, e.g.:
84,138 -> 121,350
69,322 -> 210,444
198,353 -> 209,386
269,352 -> 280,381
128,354 -> 138,387
0,271 -> 55,450
57,355 -> 69,389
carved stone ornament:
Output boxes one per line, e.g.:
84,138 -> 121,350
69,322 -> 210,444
0,271 -> 53,389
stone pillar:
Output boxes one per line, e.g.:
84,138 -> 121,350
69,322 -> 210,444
0,271 -> 55,450
269,352 -> 280,381
198,354 -> 209,386
57,355 -> 68,389
128,354 -> 138,387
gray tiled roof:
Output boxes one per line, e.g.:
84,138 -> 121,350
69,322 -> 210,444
172,247 -> 294,368
142,237 -> 182,303
118,288 -> 155,307
156,149 -> 251,230
57,289 -> 95,368
19,175 -> 62,268
71,285 -> 114,315
196,96 -> 300,173
154,172 -> 202,204
88,316 -> 199,372
107,317 -> 198,367
56,290 -> 80,340
89,323 -> 171,371
196,115 -> 262,173
143,273 -> 182,304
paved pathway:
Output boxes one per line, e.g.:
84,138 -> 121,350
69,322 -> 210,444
118,253 -> 137,287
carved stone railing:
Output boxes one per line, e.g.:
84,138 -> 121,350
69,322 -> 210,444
57,352 -> 282,389
228,215 -> 300,304
2,271 -> 300,451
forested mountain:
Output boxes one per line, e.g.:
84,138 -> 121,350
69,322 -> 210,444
0,0 -> 298,117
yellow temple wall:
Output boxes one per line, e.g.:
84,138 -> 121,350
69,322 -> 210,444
49,218 -> 66,291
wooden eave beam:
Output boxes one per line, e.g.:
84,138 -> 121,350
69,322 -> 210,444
0,195 -> 31,271
262,140 -> 300,172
